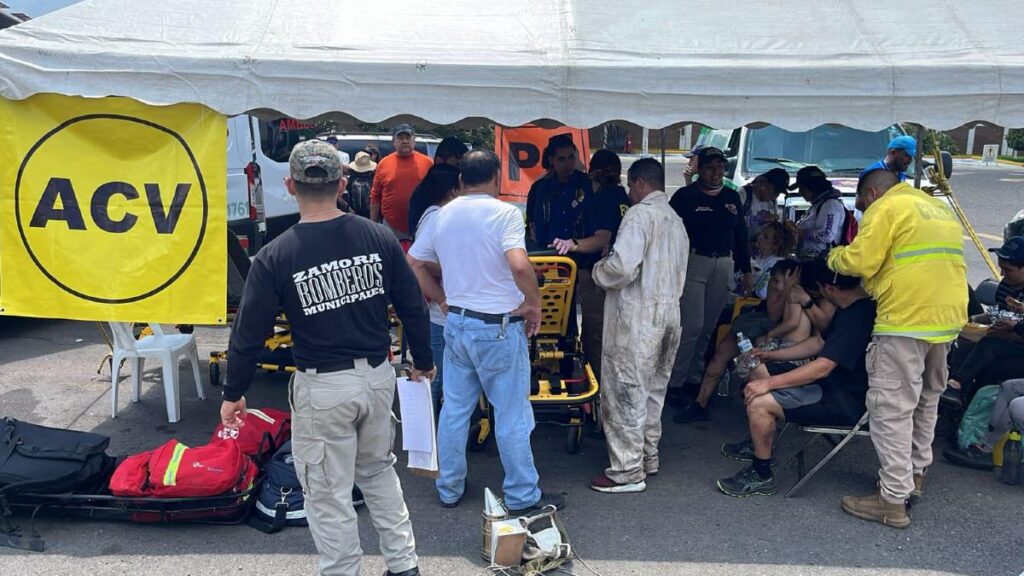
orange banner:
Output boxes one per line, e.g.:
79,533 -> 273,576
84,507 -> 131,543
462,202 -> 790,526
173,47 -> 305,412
494,125 -> 591,203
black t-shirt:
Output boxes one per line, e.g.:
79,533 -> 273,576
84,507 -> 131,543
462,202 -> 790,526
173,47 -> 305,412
577,184 -> 630,268
819,296 -> 877,395
669,182 -> 751,272
224,215 -> 432,401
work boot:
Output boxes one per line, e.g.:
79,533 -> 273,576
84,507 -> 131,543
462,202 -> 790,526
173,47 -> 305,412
384,568 -> 420,576
840,491 -> 910,529
911,474 -> 924,499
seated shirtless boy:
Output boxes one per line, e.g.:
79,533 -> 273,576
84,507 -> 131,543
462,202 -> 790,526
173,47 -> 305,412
675,259 -> 812,424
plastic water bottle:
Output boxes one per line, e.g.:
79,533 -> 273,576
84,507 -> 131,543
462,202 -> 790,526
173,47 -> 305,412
1000,430 -> 1022,486
716,370 -> 731,397
736,332 -> 760,371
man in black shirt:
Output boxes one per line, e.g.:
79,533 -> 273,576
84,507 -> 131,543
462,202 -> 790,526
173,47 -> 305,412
668,147 -> 752,421
716,259 -> 875,498
222,140 -> 433,576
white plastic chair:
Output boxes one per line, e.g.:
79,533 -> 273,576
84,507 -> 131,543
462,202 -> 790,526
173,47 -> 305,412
108,323 -> 205,423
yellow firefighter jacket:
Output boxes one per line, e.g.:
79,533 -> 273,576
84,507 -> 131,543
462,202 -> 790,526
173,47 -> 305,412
828,182 -> 967,343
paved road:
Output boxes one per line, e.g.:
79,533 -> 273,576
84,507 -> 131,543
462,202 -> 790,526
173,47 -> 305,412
1,165 -> 1023,576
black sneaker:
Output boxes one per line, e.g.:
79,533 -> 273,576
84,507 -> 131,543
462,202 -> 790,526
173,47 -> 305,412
507,491 -> 566,516
721,439 -> 754,461
716,465 -> 777,497
943,445 -> 994,470
673,402 -> 709,424
384,568 -> 420,576
352,486 -> 365,507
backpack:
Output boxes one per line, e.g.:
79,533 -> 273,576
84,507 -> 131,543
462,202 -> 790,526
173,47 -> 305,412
109,439 -> 258,498
0,417 -> 113,497
210,407 -> 291,464
957,385 -> 999,449
346,172 -> 373,218
829,197 -> 859,246
249,441 -> 305,533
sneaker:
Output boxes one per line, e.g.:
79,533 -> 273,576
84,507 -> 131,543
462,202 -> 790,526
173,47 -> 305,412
721,439 -> 754,461
716,465 -> 777,497
352,486 -> 364,507
943,445 -> 995,470
507,491 -> 566,516
841,491 -> 910,529
589,474 -> 647,494
673,402 -> 709,424
384,568 -> 420,576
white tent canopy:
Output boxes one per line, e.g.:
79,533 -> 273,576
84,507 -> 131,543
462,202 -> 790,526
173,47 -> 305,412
0,0 -> 1022,130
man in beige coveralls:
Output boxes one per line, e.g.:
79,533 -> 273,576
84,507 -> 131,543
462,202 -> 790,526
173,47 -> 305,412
588,158 -> 690,493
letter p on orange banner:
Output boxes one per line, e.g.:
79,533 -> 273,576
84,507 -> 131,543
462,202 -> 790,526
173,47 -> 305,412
494,125 -> 590,203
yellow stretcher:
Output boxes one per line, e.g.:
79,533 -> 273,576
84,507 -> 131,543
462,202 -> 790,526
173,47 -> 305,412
468,255 -> 601,455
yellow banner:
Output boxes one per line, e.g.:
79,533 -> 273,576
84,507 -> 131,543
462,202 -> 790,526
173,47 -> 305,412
0,94 -> 226,324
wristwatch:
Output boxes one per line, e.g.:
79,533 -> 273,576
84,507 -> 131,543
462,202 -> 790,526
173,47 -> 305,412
800,299 -> 814,310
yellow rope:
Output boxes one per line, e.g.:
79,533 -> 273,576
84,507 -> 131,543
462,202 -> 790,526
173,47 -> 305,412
922,130 -> 1001,279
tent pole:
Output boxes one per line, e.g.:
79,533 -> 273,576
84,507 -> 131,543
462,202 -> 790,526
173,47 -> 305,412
660,129 -> 666,167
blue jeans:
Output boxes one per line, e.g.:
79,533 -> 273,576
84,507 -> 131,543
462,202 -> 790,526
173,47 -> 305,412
430,322 -> 445,412
436,312 -> 541,509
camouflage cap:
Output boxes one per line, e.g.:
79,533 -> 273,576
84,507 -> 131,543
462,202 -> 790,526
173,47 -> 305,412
289,140 -> 344,184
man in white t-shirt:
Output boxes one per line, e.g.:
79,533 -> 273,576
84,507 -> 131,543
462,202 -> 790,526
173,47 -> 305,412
408,150 -> 565,515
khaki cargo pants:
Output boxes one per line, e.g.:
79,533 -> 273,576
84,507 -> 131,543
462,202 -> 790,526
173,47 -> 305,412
866,336 -> 950,504
290,359 -> 417,576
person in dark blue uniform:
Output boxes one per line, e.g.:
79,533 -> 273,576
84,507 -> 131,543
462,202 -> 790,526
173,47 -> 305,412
526,138 -> 628,377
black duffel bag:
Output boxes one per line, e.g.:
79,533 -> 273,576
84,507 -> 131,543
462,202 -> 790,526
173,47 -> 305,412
0,417 -> 112,496
1,417 -> 114,551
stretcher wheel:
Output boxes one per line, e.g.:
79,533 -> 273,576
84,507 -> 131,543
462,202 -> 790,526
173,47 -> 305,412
565,426 -> 582,454
209,361 -> 221,387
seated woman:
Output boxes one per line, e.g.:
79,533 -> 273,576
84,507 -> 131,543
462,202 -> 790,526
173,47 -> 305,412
716,260 -> 875,497
943,378 -> 1024,470
740,221 -> 794,300
946,242 -> 1024,404
676,259 -> 812,424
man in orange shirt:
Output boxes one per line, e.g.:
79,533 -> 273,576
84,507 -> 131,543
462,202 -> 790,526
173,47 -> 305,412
370,124 -> 434,240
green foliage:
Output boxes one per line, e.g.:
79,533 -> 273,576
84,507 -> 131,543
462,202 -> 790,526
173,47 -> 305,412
904,124 -> 960,156
1006,128 -> 1024,152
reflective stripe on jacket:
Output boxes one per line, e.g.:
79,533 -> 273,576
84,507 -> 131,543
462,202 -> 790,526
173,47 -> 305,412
827,182 -> 967,343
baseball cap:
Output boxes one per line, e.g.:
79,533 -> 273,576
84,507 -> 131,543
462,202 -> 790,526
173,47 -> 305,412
989,236 -> 1024,264
760,167 -> 790,192
289,140 -> 344,184
695,146 -> 727,164
391,123 -> 415,137
887,135 -> 917,158
788,166 -> 829,191
684,144 -> 705,159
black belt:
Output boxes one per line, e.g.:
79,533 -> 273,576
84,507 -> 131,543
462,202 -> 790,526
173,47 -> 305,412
449,306 -> 524,324
691,248 -> 732,259
298,356 -> 387,374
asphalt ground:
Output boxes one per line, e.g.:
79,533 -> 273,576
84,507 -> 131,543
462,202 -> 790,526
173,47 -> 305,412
1,162 -> 1023,576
